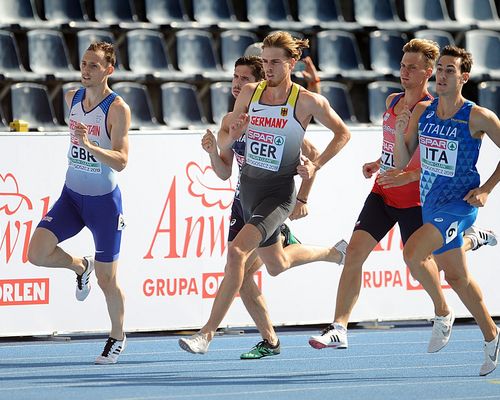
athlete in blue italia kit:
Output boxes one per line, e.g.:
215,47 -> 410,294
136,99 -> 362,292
28,42 -> 131,364
394,46 -> 500,376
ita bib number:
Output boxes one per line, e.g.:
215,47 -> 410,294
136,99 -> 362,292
419,134 -> 459,177
245,129 -> 286,172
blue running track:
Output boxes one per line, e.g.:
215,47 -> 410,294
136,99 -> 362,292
1,324 -> 499,400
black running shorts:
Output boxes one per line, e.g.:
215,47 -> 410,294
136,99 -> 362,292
354,192 -> 423,244
239,175 -> 296,247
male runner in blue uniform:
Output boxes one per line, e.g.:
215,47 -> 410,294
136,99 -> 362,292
28,42 -> 131,364
394,45 -> 500,376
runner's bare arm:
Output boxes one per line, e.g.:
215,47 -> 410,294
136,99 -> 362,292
393,102 -> 427,169
290,139 -> 320,220
463,106 -> 500,206
217,84 -> 256,150
299,92 -> 351,176
204,120 -> 234,180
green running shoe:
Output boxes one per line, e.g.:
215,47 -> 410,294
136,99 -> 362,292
240,339 -> 281,359
280,224 -> 301,247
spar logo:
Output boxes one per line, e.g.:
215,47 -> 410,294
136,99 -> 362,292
142,271 -> 262,298
0,278 -> 49,305
0,172 -> 50,264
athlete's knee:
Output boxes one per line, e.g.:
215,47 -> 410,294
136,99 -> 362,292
27,240 -> 49,266
402,243 -> 421,267
226,243 -> 248,267
27,229 -> 57,266
442,270 -> 467,290
265,264 -> 285,277
27,248 -> 44,266
344,242 -> 368,267
96,270 -> 119,293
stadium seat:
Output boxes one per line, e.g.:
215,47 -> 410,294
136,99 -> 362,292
220,30 -> 258,72
175,29 -> 229,80
464,30 -> 500,80
77,29 -> 134,81
0,0 -> 44,29
161,82 -> 207,129
353,0 -> 411,30
0,30 -> 42,81
93,0 -> 155,29
126,29 -> 178,80
245,0 -> 307,30
414,29 -> 455,50
43,0 -> 105,29
143,0 -> 196,28
370,30 -> 408,76
112,82 -> 162,130
453,0 -> 500,30
316,30 -> 378,80
27,29 -> 80,81
320,82 -> 357,123
367,81 -> 402,124
210,81 -> 233,124
477,81 -> 500,116
11,82 -> 65,131
296,0 -> 361,31
61,81 -> 82,125
403,0 -> 469,30
192,0 -> 250,29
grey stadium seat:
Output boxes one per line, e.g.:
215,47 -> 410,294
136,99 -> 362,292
11,82 -> 65,131
477,81 -> 500,116
27,29 -> 80,80
113,82 -> 162,130
161,82 -> 207,129
367,81 -> 402,124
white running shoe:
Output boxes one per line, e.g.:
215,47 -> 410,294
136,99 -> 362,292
428,309 -> 455,353
464,226 -> 498,251
309,323 -> 348,349
95,334 -> 126,365
480,329 -> 499,376
334,240 -> 348,265
75,256 -> 94,301
179,332 -> 210,354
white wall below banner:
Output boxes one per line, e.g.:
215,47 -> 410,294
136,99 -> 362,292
0,127 -> 498,337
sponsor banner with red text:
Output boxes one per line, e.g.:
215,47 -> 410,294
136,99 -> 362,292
0,128 -> 498,336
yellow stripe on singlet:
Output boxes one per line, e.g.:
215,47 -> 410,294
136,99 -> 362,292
250,81 -> 267,103
251,81 -> 300,108
287,83 -> 300,108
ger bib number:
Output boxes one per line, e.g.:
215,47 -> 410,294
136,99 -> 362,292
245,129 -> 286,172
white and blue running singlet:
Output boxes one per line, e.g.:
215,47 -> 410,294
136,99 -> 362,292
66,88 -> 118,196
418,99 -> 481,209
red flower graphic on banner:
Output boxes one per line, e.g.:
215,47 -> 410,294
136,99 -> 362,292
0,173 -> 33,215
186,162 -> 235,210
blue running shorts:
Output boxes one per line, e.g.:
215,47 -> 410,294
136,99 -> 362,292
422,201 -> 477,255
38,185 -> 124,262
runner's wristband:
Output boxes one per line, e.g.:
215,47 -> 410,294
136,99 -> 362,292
296,197 -> 307,204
